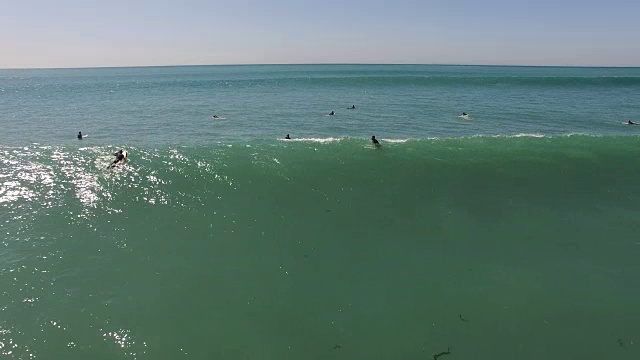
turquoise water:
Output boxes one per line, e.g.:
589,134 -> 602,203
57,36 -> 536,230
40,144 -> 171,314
1,65 -> 640,145
1,65 -> 640,359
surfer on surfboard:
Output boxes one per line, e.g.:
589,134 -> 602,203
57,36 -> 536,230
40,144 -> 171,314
371,135 -> 381,147
109,149 -> 126,168
77,131 -> 83,140
628,120 -> 636,125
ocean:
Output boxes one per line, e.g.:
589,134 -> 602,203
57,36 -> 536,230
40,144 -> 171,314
1,65 -> 639,359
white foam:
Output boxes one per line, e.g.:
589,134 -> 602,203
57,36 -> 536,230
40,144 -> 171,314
565,133 -> 596,137
512,133 -> 545,138
381,139 -> 410,143
467,134 -> 546,139
280,137 -> 342,143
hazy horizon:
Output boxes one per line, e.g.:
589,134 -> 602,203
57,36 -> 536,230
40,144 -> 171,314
3,63 -> 640,71
2,0 -> 640,69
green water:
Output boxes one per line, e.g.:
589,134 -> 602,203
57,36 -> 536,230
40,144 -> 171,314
2,64 -> 640,146
1,136 -> 639,359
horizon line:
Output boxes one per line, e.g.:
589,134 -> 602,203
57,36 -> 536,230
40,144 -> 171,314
2,62 -> 640,71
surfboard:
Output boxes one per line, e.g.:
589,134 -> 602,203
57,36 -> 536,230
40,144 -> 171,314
107,150 -> 128,169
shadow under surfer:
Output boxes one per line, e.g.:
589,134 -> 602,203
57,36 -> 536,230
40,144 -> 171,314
77,131 -> 83,140
371,135 -> 380,147
109,149 -> 126,168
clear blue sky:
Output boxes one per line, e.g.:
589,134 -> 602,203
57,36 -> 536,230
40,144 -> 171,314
2,0 -> 639,68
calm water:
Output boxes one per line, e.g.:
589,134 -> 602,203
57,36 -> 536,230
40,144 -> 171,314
1,64 -> 640,145
1,65 -> 639,359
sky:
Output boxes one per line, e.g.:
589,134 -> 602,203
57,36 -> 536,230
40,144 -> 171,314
1,0 -> 640,68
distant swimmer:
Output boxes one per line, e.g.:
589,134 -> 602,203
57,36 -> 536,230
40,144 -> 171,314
628,120 -> 636,125
348,105 -> 355,109
371,135 -> 381,147
462,112 -> 468,116
77,131 -> 83,140
212,115 -> 219,119
285,134 -> 291,139
329,111 -> 335,116
109,149 -> 126,168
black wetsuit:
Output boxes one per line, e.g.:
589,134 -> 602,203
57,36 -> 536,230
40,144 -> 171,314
110,152 -> 125,168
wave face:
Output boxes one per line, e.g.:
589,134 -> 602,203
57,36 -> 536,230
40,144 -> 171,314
2,136 -> 640,359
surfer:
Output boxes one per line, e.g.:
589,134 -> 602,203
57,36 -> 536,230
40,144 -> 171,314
329,111 -> 335,116
628,120 -> 635,125
348,105 -> 355,109
371,135 -> 380,147
285,134 -> 291,139
109,149 -> 126,168
77,131 -> 83,140
462,112 -> 468,116
213,115 -> 219,119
